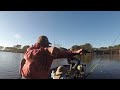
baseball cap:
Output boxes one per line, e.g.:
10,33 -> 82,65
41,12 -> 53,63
37,36 -> 51,45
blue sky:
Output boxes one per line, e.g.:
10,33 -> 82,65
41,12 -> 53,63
0,11 -> 120,49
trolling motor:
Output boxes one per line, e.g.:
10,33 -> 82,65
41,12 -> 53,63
67,49 -> 92,79
66,58 -> 86,79
65,49 -> 91,79
50,58 -> 86,79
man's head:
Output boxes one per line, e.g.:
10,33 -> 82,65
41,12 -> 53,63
37,35 -> 51,47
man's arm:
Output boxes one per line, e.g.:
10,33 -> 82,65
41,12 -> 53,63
47,47 -> 83,59
55,49 -> 83,59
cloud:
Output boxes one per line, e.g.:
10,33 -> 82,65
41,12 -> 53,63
13,34 -> 22,39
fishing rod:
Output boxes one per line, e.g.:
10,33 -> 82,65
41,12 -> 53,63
84,33 -> 120,79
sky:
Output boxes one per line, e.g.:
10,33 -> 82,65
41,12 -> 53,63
0,11 -> 120,49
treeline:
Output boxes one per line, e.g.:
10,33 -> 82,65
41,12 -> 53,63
0,45 -> 30,53
0,43 -> 120,54
70,43 -> 120,54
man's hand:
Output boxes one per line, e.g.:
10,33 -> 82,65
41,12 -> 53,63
76,49 -> 83,55
72,49 -> 83,55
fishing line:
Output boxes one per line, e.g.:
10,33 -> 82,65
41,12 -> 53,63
84,32 -> 120,79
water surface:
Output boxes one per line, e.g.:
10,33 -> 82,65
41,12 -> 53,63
0,52 -> 120,79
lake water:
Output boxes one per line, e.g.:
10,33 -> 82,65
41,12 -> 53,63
0,52 -> 23,79
82,54 -> 120,79
0,52 -> 120,79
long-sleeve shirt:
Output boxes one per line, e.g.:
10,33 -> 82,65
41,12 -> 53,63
21,43 -> 78,79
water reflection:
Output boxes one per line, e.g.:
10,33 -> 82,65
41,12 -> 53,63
80,54 -> 93,64
0,52 -> 23,79
82,54 -> 120,79
0,51 -> 120,79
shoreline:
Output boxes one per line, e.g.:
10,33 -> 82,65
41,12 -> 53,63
0,50 -> 24,53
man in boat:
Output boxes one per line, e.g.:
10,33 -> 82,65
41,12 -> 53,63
20,35 -> 84,79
